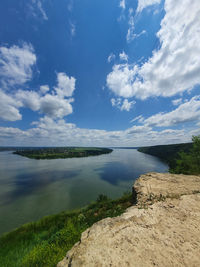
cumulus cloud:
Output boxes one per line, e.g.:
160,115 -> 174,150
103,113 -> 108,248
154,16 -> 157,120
119,51 -> 128,62
144,96 -> 200,127
107,64 -> 138,98
0,118 -> 197,147
0,70 -> 76,121
0,90 -> 22,121
55,72 -> 76,97
136,0 -> 161,13
39,95 -> 73,118
0,43 -> 36,88
0,127 -> 29,138
107,0 -> 200,99
40,85 -> 49,94
15,72 -> 75,119
16,90 -> 41,111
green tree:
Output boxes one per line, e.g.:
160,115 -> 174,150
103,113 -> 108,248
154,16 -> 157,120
171,135 -> 200,174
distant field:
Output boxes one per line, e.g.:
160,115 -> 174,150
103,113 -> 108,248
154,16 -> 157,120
138,143 -> 193,169
13,147 -> 113,159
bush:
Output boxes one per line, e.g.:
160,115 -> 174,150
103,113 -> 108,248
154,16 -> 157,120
96,194 -> 109,203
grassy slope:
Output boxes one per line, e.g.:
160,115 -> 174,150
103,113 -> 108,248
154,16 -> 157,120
0,193 -> 132,267
138,143 -> 192,169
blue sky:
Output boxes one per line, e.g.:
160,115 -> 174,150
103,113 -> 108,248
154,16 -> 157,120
0,0 -> 200,146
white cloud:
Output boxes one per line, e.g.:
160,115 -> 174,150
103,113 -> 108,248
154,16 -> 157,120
136,0 -> 161,13
121,99 -> 135,111
126,125 -> 151,134
107,0 -> 200,100
55,72 -> 76,97
0,118 -> 197,147
39,95 -> 73,118
172,98 -> 182,106
111,97 -> 121,107
107,64 -> 138,98
32,0 -> 48,20
119,0 -> 126,10
129,8 -> 134,15
130,30 -> 147,42
40,85 -> 49,94
144,96 -> 200,127
125,7 -> 146,43
70,22 -> 76,37
0,70 -> 76,121
0,43 -> 36,88
119,51 -> 128,62
0,127 -> 29,138
0,90 -> 22,121
111,97 -> 135,111
16,90 -> 41,111
126,15 -> 135,42
36,0 -> 48,20
107,53 -> 116,63
130,115 -> 144,123
14,72 -> 75,119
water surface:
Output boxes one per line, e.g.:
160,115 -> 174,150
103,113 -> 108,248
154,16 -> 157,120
0,149 -> 168,235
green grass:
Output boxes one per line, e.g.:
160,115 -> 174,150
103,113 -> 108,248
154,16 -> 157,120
0,192 -> 132,267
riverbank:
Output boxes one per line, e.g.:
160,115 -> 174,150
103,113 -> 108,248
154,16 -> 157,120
0,192 -> 132,267
138,142 -> 192,169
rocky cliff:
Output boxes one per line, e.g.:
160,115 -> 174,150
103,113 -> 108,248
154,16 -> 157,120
58,172 -> 200,267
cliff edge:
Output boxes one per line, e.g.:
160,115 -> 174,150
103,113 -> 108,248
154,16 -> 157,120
58,172 -> 200,267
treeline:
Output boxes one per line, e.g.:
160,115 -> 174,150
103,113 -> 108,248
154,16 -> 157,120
138,135 -> 200,175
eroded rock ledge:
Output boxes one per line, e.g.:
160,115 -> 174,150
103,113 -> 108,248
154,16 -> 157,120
58,172 -> 200,267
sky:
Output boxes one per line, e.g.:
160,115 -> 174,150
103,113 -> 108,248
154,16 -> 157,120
0,0 -> 200,147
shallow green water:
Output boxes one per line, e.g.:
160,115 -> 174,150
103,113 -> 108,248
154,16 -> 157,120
0,149 -> 168,235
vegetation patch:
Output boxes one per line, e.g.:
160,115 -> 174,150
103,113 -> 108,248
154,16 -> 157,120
0,192 -> 132,267
138,135 -> 200,175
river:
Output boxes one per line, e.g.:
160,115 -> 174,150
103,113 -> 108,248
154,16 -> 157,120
0,149 -> 168,235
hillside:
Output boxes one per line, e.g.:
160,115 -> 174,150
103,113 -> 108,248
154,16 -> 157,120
0,193 -> 132,267
58,172 -> 200,267
138,142 -> 192,169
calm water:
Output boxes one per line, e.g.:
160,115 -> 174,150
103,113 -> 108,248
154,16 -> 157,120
0,149 -> 168,235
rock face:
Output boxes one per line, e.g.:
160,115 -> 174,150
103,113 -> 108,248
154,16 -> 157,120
58,172 -> 200,267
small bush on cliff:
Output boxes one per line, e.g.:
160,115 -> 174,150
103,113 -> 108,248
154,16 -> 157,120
170,135 -> 200,175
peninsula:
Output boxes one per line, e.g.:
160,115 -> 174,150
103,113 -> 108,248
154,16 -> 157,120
13,147 -> 113,159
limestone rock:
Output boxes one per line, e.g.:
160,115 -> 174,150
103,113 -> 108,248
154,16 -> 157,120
58,172 -> 200,267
